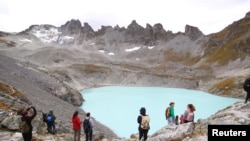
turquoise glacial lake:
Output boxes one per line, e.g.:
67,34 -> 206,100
81,86 -> 243,138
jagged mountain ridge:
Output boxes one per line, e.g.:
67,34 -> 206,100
15,18 -> 203,45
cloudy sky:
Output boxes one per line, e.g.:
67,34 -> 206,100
0,0 -> 249,35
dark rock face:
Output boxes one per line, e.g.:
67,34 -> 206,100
96,25 -> 113,36
144,23 -> 154,45
79,22 -> 96,40
185,24 -> 203,40
125,20 -> 146,43
245,11 -> 250,18
60,19 -> 82,35
59,19 -> 96,44
123,20 -> 174,45
153,23 -> 167,40
0,31 -> 10,37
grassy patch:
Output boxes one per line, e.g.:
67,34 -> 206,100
208,77 -> 236,95
204,18 -> 250,65
0,100 -> 10,110
163,50 -> 184,62
0,82 -> 29,104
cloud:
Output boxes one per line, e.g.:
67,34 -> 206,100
0,0 -> 249,34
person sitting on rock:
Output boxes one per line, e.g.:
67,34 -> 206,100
180,114 -> 184,124
175,115 -> 179,125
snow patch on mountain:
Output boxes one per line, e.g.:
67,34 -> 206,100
58,35 -> 74,44
99,50 -> 105,53
125,46 -> 141,52
148,46 -> 155,49
108,52 -> 114,55
28,25 -> 74,44
31,26 -> 60,43
19,38 -> 32,42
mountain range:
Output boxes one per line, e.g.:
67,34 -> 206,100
0,11 -> 249,141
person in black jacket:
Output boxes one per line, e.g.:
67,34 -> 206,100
20,106 -> 37,141
137,107 -> 150,141
243,78 -> 250,104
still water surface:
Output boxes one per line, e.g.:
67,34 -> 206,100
81,86 -> 242,138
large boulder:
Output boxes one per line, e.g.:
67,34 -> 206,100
148,122 -> 195,141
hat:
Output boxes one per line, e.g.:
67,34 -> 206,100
140,107 -> 146,115
169,102 -> 175,106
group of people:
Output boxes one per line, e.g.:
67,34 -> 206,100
72,111 -> 94,141
17,107 -> 94,141
166,102 -> 196,125
136,77 -> 250,141
137,103 -> 196,141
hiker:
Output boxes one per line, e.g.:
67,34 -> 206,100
45,109 -> 56,134
83,112 -> 94,141
243,77 -> 250,104
175,115 -> 179,125
183,104 -> 196,123
137,107 -> 150,141
19,106 -> 37,141
166,102 -> 175,125
180,114 -> 184,124
72,110 -> 82,141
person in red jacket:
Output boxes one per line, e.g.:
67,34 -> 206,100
72,110 -> 82,141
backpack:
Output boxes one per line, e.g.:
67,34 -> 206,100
42,112 -> 47,122
19,120 -> 30,133
83,118 -> 91,132
165,107 -> 170,118
46,115 -> 53,123
140,115 -> 150,129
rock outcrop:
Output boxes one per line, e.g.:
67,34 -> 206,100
185,24 -> 203,40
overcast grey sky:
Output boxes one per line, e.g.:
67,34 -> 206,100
0,0 -> 249,35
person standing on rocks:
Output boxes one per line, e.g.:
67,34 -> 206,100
72,110 -> 82,141
20,106 -> 37,141
137,107 -> 150,141
83,112 -> 94,141
167,102 -> 175,125
45,109 -> 56,134
243,77 -> 250,104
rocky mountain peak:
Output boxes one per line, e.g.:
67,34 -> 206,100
184,24 -> 203,40
96,25 -> 113,36
82,22 -> 94,33
114,25 -> 120,30
146,23 -> 153,29
245,11 -> 250,19
153,23 -> 167,40
126,20 -> 145,34
60,19 -> 82,35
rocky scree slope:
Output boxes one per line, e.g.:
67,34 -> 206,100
0,54 -> 118,140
